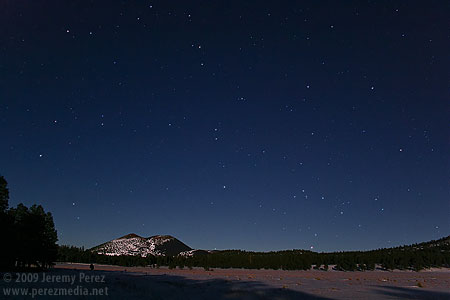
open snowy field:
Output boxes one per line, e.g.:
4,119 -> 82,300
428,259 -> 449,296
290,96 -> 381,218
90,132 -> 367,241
1,263 -> 449,299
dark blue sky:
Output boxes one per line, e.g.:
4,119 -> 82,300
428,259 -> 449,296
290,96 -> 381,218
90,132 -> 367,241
1,1 -> 448,252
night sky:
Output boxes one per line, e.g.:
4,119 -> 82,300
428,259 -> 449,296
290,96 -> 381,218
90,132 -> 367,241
1,1 -> 448,252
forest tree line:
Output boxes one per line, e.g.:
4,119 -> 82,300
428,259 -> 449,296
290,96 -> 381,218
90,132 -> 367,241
58,236 -> 450,272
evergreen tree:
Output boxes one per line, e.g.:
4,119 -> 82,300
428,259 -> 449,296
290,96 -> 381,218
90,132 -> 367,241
0,176 -> 14,269
0,176 -> 58,270
0,176 -> 9,212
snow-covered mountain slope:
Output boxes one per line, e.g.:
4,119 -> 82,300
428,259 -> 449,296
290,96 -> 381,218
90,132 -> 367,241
92,234 -> 191,257
178,249 -> 211,257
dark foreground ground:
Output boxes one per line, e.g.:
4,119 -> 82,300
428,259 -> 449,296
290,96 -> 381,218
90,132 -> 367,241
1,263 -> 449,299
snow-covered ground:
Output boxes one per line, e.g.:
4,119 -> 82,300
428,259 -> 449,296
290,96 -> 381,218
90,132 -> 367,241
3,263 -> 447,299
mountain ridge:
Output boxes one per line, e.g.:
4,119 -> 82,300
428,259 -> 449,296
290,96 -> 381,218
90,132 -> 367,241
91,233 -> 191,257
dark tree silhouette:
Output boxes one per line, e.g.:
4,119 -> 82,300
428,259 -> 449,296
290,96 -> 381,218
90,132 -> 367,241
0,176 -> 58,270
0,176 -> 9,212
0,176 -> 14,269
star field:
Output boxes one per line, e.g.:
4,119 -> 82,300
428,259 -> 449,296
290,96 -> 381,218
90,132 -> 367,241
0,1 -> 448,252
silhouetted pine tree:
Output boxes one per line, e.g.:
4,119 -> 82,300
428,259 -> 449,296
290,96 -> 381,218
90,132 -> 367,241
0,176 -> 58,270
0,176 -> 14,269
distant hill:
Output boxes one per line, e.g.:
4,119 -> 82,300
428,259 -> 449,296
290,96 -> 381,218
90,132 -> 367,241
407,236 -> 450,250
91,234 -> 192,257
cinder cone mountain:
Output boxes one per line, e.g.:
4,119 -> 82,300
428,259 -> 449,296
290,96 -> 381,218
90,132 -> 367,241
91,233 -> 192,257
